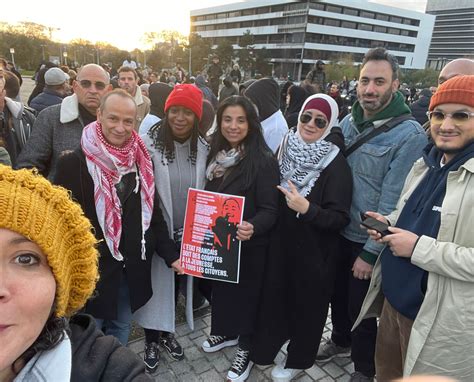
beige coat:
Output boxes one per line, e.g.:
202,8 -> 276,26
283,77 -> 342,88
133,85 -> 150,131
353,156 -> 474,379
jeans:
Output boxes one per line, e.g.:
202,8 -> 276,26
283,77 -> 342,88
95,269 -> 132,346
330,237 -> 377,378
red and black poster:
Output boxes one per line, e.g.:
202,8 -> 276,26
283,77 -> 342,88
180,188 -> 245,283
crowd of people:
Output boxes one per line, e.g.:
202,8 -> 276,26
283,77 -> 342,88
1,48 -> 474,382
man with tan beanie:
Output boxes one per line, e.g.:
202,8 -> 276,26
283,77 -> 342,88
354,75 -> 474,380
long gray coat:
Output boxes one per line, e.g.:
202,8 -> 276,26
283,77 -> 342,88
133,134 -> 209,331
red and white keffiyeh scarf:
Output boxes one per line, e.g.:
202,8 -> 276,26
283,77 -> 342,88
81,121 -> 155,261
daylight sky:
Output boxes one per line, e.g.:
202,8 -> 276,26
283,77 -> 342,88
2,0 -> 428,51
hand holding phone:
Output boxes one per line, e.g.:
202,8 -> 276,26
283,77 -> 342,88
360,212 -> 391,237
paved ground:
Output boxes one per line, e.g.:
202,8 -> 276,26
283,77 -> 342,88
128,311 -> 354,382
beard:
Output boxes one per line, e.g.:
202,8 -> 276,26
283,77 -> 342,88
358,87 -> 393,114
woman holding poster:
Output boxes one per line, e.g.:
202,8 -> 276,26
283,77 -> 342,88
137,84 -> 210,372
201,96 -> 280,382
251,94 -> 353,381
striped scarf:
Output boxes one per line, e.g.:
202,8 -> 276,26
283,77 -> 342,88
81,121 -> 155,261
279,129 -> 339,197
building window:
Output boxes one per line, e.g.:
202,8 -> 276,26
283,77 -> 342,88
360,11 -> 375,19
270,18 -> 285,26
359,23 -> 373,31
272,5 -> 284,12
309,2 -> 325,11
242,8 -> 255,16
343,7 -> 359,16
216,12 -> 226,19
341,21 -> 357,29
390,16 -> 402,24
205,14 -> 216,20
375,13 -> 390,21
326,5 -> 342,13
254,35 -> 268,44
287,16 -> 306,24
324,18 -> 341,27
388,27 -> 400,35
241,21 -> 252,28
256,6 -> 269,14
269,34 -> 285,44
374,25 -> 387,33
255,19 -> 268,27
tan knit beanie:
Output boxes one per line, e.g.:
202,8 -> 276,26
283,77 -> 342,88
429,75 -> 474,111
0,165 -> 99,317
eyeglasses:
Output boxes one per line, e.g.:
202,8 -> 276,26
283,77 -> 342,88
78,79 -> 107,91
427,110 -> 474,126
299,113 -> 328,129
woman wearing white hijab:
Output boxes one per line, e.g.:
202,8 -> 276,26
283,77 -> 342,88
251,94 -> 353,381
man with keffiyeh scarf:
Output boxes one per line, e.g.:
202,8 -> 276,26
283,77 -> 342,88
54,90 -> 182,346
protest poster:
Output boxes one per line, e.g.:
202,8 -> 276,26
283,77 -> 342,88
180,188 -> 245,283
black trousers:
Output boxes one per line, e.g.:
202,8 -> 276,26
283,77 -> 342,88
330,237 -> 377,378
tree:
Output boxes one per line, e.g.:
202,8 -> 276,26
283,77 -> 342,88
254,48 -> 271,77
188,33 -> 212,74
238,30 -> 255,77
215,39 -> 234,69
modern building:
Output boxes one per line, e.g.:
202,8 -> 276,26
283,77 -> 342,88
190,0 -> 435,79
426,0 -> 474,70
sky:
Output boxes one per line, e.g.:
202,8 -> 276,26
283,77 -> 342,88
3,0 -> 427,51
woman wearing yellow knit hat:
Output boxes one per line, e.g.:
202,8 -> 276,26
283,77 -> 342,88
0,165 -> 151,381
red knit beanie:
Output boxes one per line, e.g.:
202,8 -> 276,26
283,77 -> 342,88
303,97 -> 332,121
429,75 -> 474,111
165,84 -> 203,120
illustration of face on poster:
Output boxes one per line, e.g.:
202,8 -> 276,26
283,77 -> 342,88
222,198 -> 240,224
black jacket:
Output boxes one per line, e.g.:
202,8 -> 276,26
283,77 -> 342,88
54,149 -> 178,320
205,155 -> 280,336
70,314 -> 152,381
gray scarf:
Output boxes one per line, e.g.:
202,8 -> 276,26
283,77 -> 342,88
206,148 -> 243,181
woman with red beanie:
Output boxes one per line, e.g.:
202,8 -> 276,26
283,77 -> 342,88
137,84 -> 210,373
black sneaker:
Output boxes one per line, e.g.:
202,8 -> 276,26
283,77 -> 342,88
143,342 -> 159,373
160,332 -> 184,360
227,347 -> 254,382
201,335 -> 239,353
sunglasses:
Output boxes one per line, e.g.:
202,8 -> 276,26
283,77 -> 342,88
78,79 -> 107,91
299,113 -> 328,129
427,110 -> 474,126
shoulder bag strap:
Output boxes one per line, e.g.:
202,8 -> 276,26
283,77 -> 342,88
345,114 -> 415,157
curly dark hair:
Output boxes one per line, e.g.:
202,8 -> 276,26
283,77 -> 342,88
148,115 -> 199,165
208,95 -> 274,190
12,311 -> 68,375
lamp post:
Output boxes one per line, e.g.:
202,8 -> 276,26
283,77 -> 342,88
63,51 -> 68,66
41,44 -> 46,61
10,48 -> 15,67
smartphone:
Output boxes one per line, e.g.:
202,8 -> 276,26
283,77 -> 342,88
360,212 -> 391,237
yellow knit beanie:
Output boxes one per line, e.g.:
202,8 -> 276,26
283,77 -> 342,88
0,165 -> 99,317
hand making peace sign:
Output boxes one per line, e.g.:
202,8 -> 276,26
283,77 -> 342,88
277,180 -> 310,215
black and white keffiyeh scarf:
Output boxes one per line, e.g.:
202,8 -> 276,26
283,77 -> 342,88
279,129 -> 339,197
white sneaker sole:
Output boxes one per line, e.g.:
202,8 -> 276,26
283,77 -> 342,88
202,338 -> 239,353
227,361 -> 254,382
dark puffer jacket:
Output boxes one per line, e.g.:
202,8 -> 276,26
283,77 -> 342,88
30,88 -> 65,113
